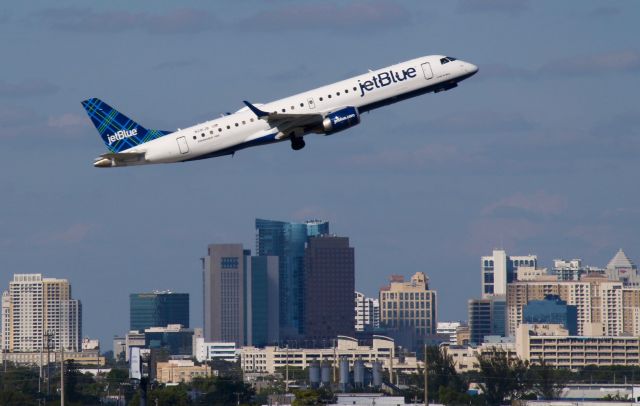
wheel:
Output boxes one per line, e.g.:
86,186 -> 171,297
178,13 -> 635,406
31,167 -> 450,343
291,138 -> 305,151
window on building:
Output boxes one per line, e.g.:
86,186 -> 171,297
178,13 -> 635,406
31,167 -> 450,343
221,257 -> 239,269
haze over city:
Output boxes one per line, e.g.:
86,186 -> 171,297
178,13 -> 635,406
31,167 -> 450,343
1,0 -> 640,351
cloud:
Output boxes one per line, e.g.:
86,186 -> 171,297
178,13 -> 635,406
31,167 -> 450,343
32,7 -> 218,34
47,113 -> 88,137
345,143 -> 462,169
456,0 -> 529,15
0,79 -> 58,98
152,59 -> 199,72
0,104 -> 43,136
479,50 -> 640,82
36,223 -> 93,245
540,50 -> 640,76
428,110 -> 534,134
483,191 -> 568,218
238,2 -> 411,33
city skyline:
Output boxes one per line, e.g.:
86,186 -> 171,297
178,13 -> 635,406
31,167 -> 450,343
1,1 -> 640,351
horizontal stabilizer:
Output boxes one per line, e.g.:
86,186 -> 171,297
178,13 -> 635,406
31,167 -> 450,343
93,151 -> 146,168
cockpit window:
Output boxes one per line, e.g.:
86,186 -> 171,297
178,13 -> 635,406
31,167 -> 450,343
440,58 -> 449,65
447,56 -> 457,61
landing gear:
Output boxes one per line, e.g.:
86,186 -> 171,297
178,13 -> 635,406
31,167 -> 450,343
290,137 -> 305,151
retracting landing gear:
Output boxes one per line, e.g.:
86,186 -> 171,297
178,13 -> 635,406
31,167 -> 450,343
290,137 -> 306,151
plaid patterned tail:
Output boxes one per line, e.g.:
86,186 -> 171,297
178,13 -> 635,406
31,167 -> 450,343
81,98 -> 171,153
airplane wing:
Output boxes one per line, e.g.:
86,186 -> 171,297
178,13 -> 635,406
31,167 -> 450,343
243,101 -> 323,136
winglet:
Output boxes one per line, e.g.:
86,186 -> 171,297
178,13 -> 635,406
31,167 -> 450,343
243,100 -> 269,118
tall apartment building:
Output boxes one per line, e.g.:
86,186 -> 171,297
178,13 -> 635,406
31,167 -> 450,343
303,236 -> 355,341
1,274 -> 82,352
506,275 -> 629,336
379,272 -> 437,338
255,218 -> 329,339
130,291 -> 189,331
551,259 -> 603,281
203,244 -> 249,344
481,249 -> 537,298
355,292 -> 380,332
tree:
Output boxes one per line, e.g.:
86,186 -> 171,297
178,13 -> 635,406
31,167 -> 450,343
407,346 -> 465,404
477,349 -> 530,406
292,388 -> 334,406
191,376 -> 255,405
528,360 -> 569,400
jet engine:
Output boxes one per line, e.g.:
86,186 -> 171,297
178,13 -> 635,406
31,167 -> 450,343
322,107 -> 360,135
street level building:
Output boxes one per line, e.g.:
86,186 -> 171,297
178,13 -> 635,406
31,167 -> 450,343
156,360 -> 211,384
240,335 -> 419,375
516,323 -> 640,368
468,296 -> 506,344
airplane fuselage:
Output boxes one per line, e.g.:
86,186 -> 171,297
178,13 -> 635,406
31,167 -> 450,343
87,55 -> 478,167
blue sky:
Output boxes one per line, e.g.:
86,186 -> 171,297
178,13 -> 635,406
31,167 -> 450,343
1,0 -> 640,349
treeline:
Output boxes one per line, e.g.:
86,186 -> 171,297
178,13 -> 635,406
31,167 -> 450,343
404,346 -> 640,405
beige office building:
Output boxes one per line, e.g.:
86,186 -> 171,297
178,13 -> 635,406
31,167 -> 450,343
379,272 -> 437,337
156,360 -> 211,384
506,275 -> 634,337
1,274 -> 82,353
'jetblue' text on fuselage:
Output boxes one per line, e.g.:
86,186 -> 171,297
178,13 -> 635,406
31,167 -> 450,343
358,67 -> 417,97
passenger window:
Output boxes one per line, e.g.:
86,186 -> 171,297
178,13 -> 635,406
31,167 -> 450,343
281,108 -> 286,112
336,92 -> 340,96
209,131 -> 213,134
328,94 -> 332,98
345,89 -> 349,93
226,125 -> 230,129
192,136 -> 196,140
201,133 -> 205,137
352,87 -> 357,91
291,106 -> 294,110
250,118 -> 254,122
242,120 -> 246,125
300,103 -> 304,107
218,128 -> 222,132
235,123 -> 239,127
319,97 -> 323,101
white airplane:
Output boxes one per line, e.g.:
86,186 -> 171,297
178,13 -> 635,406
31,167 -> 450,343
82,55 -> 478,167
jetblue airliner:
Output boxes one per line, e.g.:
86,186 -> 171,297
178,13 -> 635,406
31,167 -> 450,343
82,55 -> 478,167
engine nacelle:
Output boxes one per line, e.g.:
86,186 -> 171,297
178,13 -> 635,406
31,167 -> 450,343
322,107 -> 360,135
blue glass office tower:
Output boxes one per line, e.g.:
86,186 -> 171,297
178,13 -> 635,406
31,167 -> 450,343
523,295 -> 578,335
130,292 -> 189,331
255,218 -> 329,340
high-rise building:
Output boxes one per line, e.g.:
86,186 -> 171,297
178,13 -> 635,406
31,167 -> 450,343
1,274 -> 82,352
303,236 -> 355,341
436,321 -> 464,345
522,295 -> 578,335
468,296 -> 506,345
246,256 -> 279,347
255,218 -> 329,339
506,275 -> 627,336
129,291 -> 189,331
551,259 -> 603,281
379,272 -> 437,340
202,244 -> 249,344
606,249 -> 640,287
481,250 -> 537,298
355,292 -> 380,332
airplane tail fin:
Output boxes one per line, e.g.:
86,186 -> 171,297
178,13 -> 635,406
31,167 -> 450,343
81,98 -> 171,153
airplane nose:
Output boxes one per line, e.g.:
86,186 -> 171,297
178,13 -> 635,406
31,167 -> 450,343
467,63 -> 479,75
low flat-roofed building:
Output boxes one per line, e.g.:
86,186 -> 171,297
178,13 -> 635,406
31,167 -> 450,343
193,338 -> 237,362
443,336 -> 517,373
0,349 -> 105,367
156,359 -> 211,384
516,323 -> 640,368
241,335 -> 418,375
